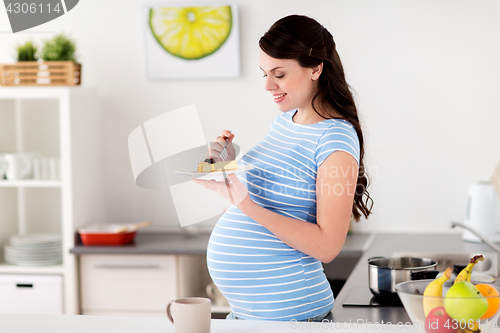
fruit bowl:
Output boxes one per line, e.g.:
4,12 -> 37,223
396,280 -> 500,333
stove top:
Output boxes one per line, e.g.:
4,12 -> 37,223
342,287 -> 404,307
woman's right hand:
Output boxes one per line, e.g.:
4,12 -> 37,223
208,130 -> 236,162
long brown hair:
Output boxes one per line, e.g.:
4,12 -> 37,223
259,15 -> 373,221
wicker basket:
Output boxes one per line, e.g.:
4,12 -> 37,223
0,61 -> 81,86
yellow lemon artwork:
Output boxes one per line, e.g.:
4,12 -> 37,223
149,6 -> 233,60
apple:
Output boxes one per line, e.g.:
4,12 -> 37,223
425,307 -> 458,333
444,281 -> 488,322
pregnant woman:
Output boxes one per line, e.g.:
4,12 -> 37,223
193,14 -> 373,321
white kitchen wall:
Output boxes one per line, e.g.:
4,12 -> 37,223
0,0 -> 499,233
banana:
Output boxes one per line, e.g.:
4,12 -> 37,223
458,321 -> 481,333
423,267 -> 453,316
454,254 -> 484,284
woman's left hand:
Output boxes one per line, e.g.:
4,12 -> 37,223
192,173 -> 250,207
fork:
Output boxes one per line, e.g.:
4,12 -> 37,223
220,138 -> 229,161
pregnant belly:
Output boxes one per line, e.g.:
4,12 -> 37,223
208,207 -> 300,256
205,207 -> 333,321
206,207 -> 310,294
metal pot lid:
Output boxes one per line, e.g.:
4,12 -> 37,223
367,257 -> 437,270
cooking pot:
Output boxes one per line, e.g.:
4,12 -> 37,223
368,257 -> 438,300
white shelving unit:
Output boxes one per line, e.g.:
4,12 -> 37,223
0,87 -> 104,314
0,180 -> 63,188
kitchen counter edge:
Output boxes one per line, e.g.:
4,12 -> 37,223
70,232 -> 373,256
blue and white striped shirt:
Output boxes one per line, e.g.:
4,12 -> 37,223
207,109 -> 360,321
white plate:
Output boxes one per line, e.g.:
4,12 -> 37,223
5,250 -> 61,257
6,256 -> 61,260
4,247 -> 62,256
10,233 -> 61,245
5,258 -> 63,266
4,249 -> 61,261
175,164 -> 255,181
6,255 -> 62,262
10,243 -> 62,251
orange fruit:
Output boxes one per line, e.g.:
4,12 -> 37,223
476,283 -> 500,320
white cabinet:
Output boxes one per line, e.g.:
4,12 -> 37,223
80,254 -> 178,316
78,253 -> 229,317
0,87 -> 104,314
0,274 -> 63,314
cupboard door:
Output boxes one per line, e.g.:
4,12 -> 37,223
80,255 -> 177,314
0,274 -> 63,314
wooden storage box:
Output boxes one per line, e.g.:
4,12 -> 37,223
0,61 -> 81,86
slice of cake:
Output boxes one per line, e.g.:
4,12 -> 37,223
197,159 -> 238,173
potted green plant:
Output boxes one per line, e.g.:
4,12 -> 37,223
41,33 -> 78,62
15,40 -> 38,61
1,33 -> 81,86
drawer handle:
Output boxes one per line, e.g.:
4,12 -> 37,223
16,284 -> 33,288
94,264 -> 161,269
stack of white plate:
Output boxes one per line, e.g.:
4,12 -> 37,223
3,233 -> 62,266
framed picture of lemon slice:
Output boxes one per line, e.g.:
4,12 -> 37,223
144,3 -> 240,79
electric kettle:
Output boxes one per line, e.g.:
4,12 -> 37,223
462,181 -> 500,243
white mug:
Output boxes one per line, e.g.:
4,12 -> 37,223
166,297 -> 211,333
49,158 -> 61,180
206,283 -> 228,306
4,153 -> 32,180
32,156 -> 60,180
0,155 -> 7,179
33,157 -> 49,180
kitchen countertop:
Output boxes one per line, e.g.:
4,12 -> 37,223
7,313 -> 498,333
70,231 -> 212,255
70,231 -> 372,256
331,233 -> 499,324
2,314 -> 304,333
69,231 -> 497,325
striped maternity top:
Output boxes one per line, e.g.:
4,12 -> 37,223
206,109 -> 360,321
